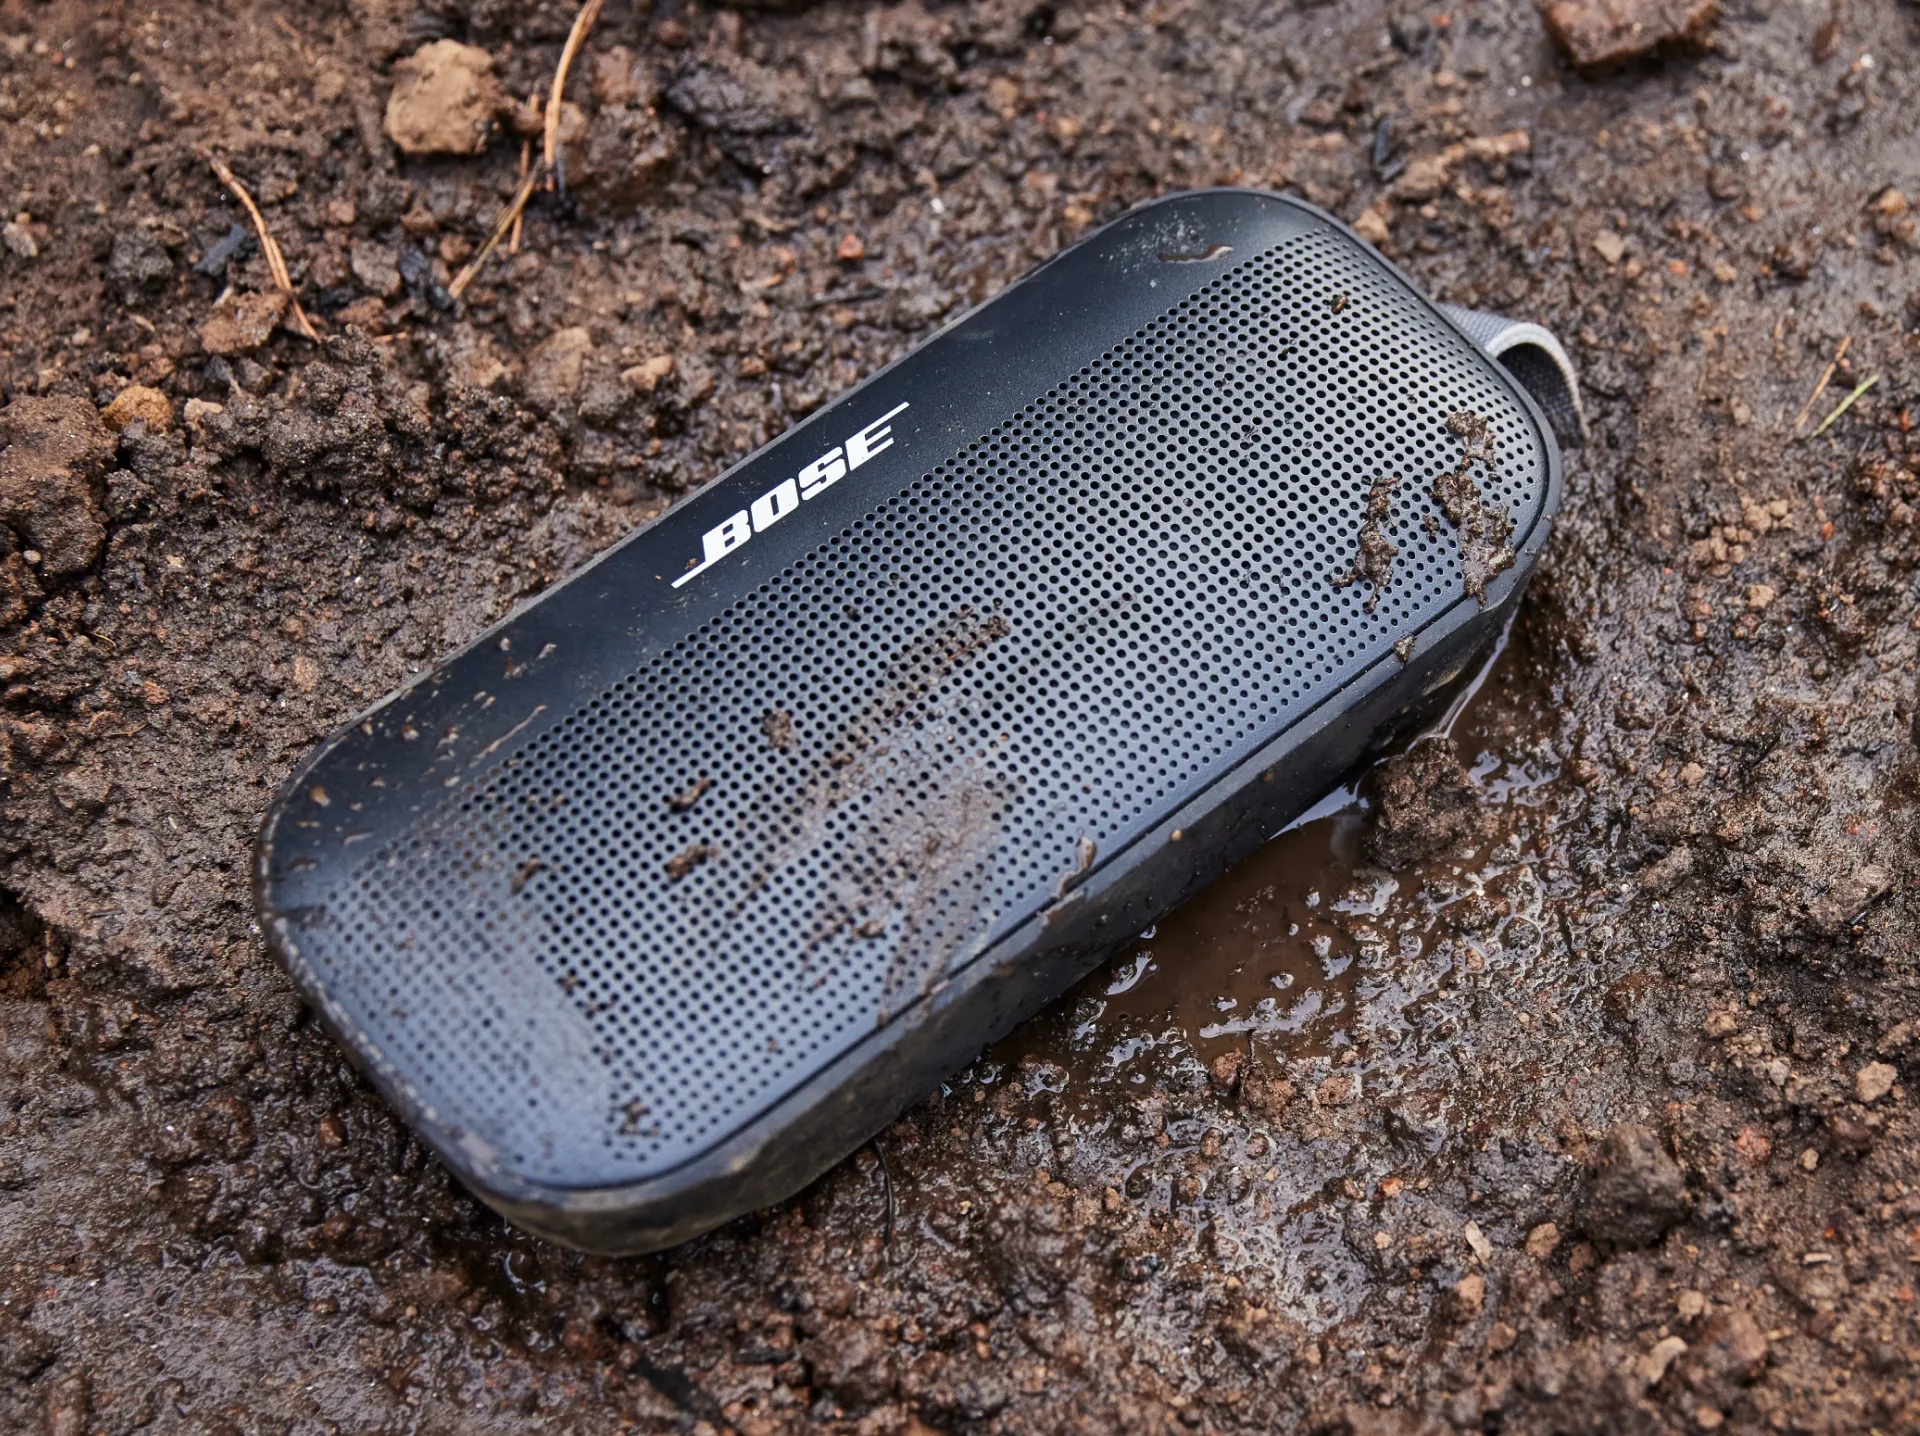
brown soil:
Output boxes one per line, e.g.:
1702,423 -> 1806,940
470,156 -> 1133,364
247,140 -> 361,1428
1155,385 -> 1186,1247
2,1 -> 1918,1433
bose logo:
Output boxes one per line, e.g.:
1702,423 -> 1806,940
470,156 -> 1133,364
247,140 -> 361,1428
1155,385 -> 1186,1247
672,402 -> 910,590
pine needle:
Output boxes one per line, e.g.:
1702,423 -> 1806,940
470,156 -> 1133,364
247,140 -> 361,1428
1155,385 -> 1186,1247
1807,373 -> 1879,439
510,134 -> 533,253
546,0 -> 607,194
1790,334 -> 1850,435
448,163 -> 544,301
206,154 -> 321,342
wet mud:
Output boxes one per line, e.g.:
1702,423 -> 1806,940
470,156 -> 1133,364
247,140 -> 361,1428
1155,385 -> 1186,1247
1335,471 -> 1403,612
1431,411 -> 1517,603
2,0 -> 1919,1433
982,631 -> 1566,1330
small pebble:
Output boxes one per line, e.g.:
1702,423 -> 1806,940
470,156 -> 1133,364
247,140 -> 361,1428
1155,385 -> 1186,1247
1453,1270 -> 1486,1320
1855,1061 -> 1897,1104
1637,1333 -> 1688,1384
101,384 -> 172,432
2,217 -> 38,260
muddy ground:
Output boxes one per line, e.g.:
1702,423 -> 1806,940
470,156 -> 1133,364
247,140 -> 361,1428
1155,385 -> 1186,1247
1,0 -> 1918,1431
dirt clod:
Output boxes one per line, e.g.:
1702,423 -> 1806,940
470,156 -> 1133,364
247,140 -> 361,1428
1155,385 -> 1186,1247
0,396 -> 113,578
1540,0 -> 1720,73
1855,1060 -> 1897,1104
1241,1068 -> 1296,1120
384,40 -> 504,157
1577,1123 -> 1689,1247
2,218 -> 38,260
1314,1073 -> 1355,1107
1333,474 -> 1400,613
761,708 -> 796,750
0,1309 -> 57,1381
1365,738 -> 1493,869
668,776 -> 714,812
198,289 -> 289,356
665,842 -> 714,882
106,229 -> 172,295
1453,1270 -> 1487,1320
1683,1309 -> 1769,1406
349,243 -> 403,299
1431,412 -> 1516,603
100,386 -> 173,433
42,1373 -> 86,1436
521,326 -> 596,409
624,354 -> 676,393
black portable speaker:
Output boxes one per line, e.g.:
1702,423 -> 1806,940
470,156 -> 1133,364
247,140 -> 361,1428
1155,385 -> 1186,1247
255,190 -> 1575,1253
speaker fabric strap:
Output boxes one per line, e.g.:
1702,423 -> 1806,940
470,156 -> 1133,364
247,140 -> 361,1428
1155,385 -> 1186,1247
1438,304 -> 1588,448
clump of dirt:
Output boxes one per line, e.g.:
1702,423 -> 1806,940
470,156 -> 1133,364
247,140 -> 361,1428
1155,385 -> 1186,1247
0,396 -> 112,579
1364,735 -> 1497,869
1430,410 -> 1517,602
1575,1123 -> 1692,1248
1,0 -> 1918,1432
665,840 -> 714,882
761,706 -> 796,750
1332,472 -> 1400,612
668,774 -> 714,812
1540,0 -> 1722,73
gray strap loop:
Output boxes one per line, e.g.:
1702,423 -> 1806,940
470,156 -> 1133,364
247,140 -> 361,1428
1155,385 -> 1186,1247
1438,304 -> 1588,449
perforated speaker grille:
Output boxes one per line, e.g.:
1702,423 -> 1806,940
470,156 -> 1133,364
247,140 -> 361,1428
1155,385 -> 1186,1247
311,228 -> 1547,1188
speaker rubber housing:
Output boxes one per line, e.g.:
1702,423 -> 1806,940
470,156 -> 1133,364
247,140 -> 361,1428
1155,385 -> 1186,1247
255,189 -> 1564,1254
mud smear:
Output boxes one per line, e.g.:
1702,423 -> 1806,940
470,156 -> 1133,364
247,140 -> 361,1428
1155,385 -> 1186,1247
1158,243 -> 1234,263
778,605 -> 1016,1017
1333,473 -> 1401,612
1430,411 -> 1516,602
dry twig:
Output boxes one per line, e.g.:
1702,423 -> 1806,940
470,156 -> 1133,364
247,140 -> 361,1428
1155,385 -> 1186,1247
511,134 -> 533,253
205,154 -> 321,341
1790,334 -> 1850,435
449,0 -> 606,301
448,164 -> 544,301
